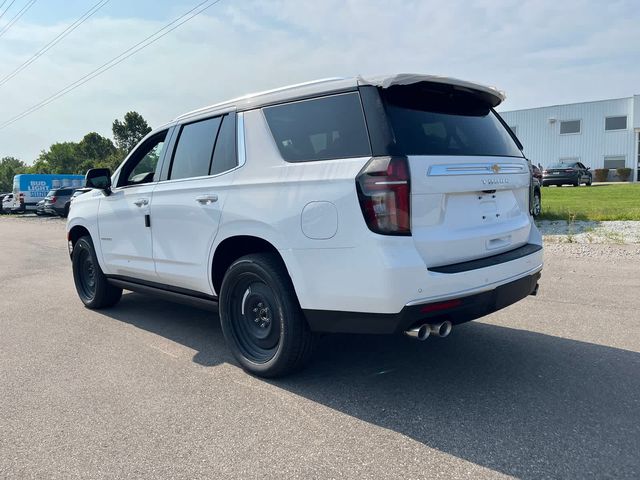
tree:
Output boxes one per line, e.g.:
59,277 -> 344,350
32,142 -> 81,174
112,111 -> 151,153
77,132 -> 117,173
93,150 -> 125,172
0,156 -> 27,192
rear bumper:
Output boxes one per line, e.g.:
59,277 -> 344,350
542,175 -> 578,185
304,270 -> 541,334
44,205 -> 62,215
11,202 -> 37,212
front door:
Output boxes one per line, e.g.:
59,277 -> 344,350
98,131 -> 168,281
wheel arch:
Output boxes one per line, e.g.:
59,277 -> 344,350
211,235 -> 289,296
68,224 -> 91,251
67,223 -> 107,273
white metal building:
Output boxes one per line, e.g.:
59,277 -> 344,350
500,95 -> 640,182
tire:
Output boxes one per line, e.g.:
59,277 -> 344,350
586,177 -> 592,186
72,236 -> 122,309
532,191 -> 541,217
573,178 -> 580,187
219,253 -> 313,378
61,204 -> 70,218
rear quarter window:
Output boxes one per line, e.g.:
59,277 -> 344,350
381,83 -> 523,158
263,92 -> 371,162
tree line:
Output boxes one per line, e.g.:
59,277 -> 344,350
0,111 -> 151,192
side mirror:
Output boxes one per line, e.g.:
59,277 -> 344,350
85,168 -> 112,195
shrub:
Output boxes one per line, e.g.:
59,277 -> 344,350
594,169 -> 609,182
617,168 -> 632,182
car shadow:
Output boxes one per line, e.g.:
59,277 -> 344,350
101,292 -> 640,479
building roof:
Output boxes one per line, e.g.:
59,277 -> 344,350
501,95 -> 635,114
174,73 -> 506,122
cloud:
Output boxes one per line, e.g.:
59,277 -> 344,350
0,0 -> 638,162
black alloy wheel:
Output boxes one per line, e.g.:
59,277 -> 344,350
72,236 -> 122,309
219,253 -> 313,377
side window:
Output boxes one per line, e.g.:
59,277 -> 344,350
119,131 -> 168,187
263,92 -> 371,162
210,114 -> 237,175
169,117 -> 221,180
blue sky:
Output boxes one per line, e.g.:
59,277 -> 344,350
1,0 -> 639,162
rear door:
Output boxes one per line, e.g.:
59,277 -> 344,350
151,112 -> 238,294
378,83 -> 531,268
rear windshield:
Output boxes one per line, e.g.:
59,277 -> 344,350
549,162 -> 577,169
381,84 -> 522,158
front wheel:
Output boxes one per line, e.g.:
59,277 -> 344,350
219,253 -> 313,378
72,236 -> 122,309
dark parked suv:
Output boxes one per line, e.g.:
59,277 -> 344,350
44,187 -> 78,217
542,161 -> 592,187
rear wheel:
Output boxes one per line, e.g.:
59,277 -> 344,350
72,236 -> 122,309
219,253 -> 313,378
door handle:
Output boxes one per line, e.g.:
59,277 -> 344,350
196,194 -> 218,205
133,198 -> 149,207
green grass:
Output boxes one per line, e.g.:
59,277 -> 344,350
538,184 -> 640,221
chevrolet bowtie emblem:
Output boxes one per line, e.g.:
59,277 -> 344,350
491,164 -> 501,174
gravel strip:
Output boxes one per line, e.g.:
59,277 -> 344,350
537,220 -> 640,244
543,241 -> 640,259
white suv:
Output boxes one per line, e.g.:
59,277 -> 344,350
67,74 -> 543,377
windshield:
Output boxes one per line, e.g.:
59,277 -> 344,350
381,83 -> 523,158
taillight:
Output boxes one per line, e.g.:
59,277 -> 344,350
18,193 -> 24,205
356,156 -> 411,235
50,196 -> 57,204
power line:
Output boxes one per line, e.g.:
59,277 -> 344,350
0,1 -> 9,14
0,0 -> 16,23
0,0 -> 221,130
0,0 -> 36,39
0,0 -> 109,87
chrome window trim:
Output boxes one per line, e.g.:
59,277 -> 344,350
237,111 -> 246,167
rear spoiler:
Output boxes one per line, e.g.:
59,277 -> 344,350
357,73 -> 505,107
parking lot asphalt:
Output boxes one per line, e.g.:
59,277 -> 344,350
1,215 -> 639,479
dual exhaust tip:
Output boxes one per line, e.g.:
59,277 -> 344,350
405,321 -> 452,341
